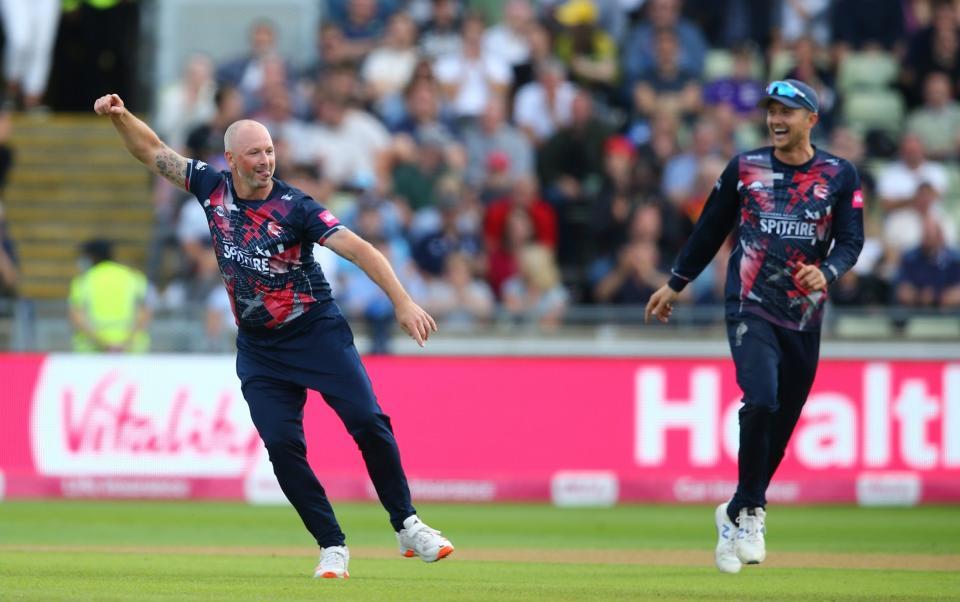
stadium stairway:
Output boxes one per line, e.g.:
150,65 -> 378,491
4,114 -> 154,300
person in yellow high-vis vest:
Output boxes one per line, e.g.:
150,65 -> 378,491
68,239 -> 152,352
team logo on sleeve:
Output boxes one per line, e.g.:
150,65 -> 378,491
318,210 -> 339,227
852,189 -> 864,209
195,160 -> 207,171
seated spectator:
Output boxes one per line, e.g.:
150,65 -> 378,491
591,136 -> 642,257
622,0 -> 707,86
487,206 -> 536,297
513,59 -> 577,146
413,195 -> 484,276
883,181 -> 958,255
894,216 -> 960,308
631,28 -> 702,120
419,0 -> 463,60
901,0 -> 960,108
154,53 -> 217,152
462,97 -> 534,188
362,12 -> 421,117
215,20 -> 291,95
434,14 -> 512,121
905,71 -> 960,160
295,93 -> 392,189
675,155 -> 726,231
389,127 -> 461,215
784,36 -> 838,135
392,76 -> 457,141
484,175 -> 558,252
249,84 -> 311,159
185,85 -> 246,171
483,0 -> 534,72
553,0 -> 619,105
590,204 -> 670,303
876,133 -> 947,212
661,119 -> 723,205
592,238 -> 668,304
241,54 -> 307,119
511,22 -> 555,94
702,42 -> 763,119
326,0 -> 393,62
502,244 -> 569,328
632,108 -> 681,194
300,23 -> 353,85
778,0 -> 831,47
419,251 -> 495,330
830,0 -> 905,60
829,126 -> 876,201
830,269 -> 890,307
538,89 -> 613,207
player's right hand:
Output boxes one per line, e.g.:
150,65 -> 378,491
93,94 -> 125,116
395,299 -> 438,347
645,284 -> 680,324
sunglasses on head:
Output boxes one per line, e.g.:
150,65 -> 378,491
765,80 -> 816,111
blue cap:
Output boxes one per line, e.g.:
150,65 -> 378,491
757,79 -> 819,113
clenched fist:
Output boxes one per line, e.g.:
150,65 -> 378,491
93,93 -> 125,116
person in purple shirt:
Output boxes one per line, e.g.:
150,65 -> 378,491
646,79 -> 864,574
93,92 -> 454,579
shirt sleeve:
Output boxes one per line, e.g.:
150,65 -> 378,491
303,203 -> 346,245
183,159 -> 223,200
820,162 -> 866,284
667,156 -> 740,291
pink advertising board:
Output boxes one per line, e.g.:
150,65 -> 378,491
1,353 -> 957,505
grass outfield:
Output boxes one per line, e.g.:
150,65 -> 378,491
1,501 -> 958,601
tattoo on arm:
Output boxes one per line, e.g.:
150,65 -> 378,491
153,146 -> 189,189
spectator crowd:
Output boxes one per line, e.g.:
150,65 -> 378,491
143,0 -> 960,348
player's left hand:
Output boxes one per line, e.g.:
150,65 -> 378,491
795,262 -> 828,292
396,300 -> 438,347
645,284 -> 680,323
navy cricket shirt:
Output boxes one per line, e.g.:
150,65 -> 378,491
668,147 -> 865,331
184,159 -> 344,332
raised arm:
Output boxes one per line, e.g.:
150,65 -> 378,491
323,228 -> 438,347
93,93 -> 189,189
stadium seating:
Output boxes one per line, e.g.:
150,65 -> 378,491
836,51 -> 899,93
4,115 -> 152,299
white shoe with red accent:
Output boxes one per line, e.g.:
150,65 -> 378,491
397,515 -> 454,562
715,502 -> 742,574
314,545 -> 349,579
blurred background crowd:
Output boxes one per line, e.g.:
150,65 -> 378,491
0,0 -> 959,352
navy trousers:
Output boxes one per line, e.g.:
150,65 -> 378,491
236,307 -> 416,547
725,316 -> 820,522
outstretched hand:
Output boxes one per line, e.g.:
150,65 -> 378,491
795,262 -> 827,292
395,300 -> 438,347
645,284 -> 680,323
93,93 -> 125,116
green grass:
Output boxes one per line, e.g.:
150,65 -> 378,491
1,501 -> 959,601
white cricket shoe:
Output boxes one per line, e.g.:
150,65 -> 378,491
397,515 -> 454,562
314,545 -> 349,579
735,507 -> 767,564
714,502 -> 742,574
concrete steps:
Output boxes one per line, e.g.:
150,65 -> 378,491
5,114 -> 155,299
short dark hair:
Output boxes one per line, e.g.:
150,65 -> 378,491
80,239 -> 113,264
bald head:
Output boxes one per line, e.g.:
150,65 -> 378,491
223,119 -> 277,198
224,119 -> 272,154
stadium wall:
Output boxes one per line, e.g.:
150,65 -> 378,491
1,353 -> 957,506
